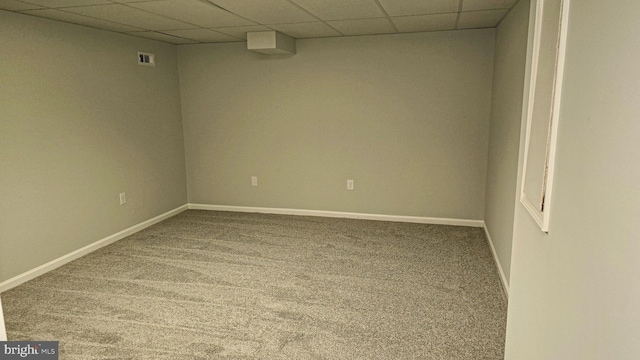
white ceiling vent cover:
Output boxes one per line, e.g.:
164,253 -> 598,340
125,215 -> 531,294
137,51 -> 155,66
247,31 -> 296,55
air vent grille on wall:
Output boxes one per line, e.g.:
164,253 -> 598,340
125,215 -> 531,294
137,51 -> 155,66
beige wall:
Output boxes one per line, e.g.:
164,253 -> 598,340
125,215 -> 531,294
178,30 -> 495,220
484,0 -> 530,289
505,0 -> 640,358
0,11 -> 188,283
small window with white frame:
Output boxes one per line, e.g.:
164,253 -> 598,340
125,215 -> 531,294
137,51 -> 155,66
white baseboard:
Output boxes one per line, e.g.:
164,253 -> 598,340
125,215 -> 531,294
482,223 -> 510,299
0,296 -> 6,341
0,204 -> 188,294
188,204 -> 484,228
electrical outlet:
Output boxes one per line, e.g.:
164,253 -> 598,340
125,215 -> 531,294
347,179 -> 354,190
251,176 -> 258,187
119,192 -> 126,205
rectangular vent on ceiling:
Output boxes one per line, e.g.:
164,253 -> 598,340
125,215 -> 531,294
137,51 -> 155,66
247,31 -> 296,55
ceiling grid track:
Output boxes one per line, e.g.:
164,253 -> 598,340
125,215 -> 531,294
372,0 -> 398,33
284,0 -> 346,36
455,0 -> 465,29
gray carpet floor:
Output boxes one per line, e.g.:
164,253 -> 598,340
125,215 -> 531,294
2,210 -> 507,359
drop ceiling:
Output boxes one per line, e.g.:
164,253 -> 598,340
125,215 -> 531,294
0,0 -> 519,44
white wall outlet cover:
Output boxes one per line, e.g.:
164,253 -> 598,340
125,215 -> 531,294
251,176 -> 258,187
119,192 -> 126,205
347,180 -> 354,190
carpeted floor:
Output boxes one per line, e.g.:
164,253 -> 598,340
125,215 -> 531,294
2,210 -> 507,359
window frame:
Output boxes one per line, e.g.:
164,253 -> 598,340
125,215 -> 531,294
520,0 -> 571,232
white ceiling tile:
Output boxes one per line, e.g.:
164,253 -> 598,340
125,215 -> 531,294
206,0 -> 317,24
0,0 -> 43,11
291,0 -> 384,21
392,13 -> 457,33
126,31 -> 199,44
213,25 -> 272,40
127,0 -> 256,28
162,28 -> 242,42
327,18 -> 395,36
377,0 -> 460,16
457,9 -> 507,29
269,22 -> 342,38
21,9 -> 145,32
63,4 -> 197,31
462,0 -> 517,11
22,0 -> 111,7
